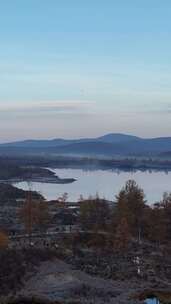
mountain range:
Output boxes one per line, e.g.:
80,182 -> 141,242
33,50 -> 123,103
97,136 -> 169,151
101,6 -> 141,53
0,133 -> 171,157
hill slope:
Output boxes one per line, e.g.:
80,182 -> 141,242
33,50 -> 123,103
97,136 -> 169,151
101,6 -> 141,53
0,134 -> 171,157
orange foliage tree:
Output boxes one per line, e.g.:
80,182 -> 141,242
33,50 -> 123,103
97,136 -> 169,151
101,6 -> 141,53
19,194 -> 49,236
0,231 -> 8,249
114,217 -> 131,252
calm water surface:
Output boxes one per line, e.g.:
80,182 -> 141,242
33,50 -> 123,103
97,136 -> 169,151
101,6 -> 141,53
14,168 -> 171,203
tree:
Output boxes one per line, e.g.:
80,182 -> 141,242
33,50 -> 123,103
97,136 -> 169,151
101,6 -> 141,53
19,191 -> 49,239
58,192 -> 68,204
88,233 -> 107,251
114,217 -> 131,252
115,180 -> 146,238
152,192 -> 171,244
34,200 -> 49,232
146,202 -> 166,245
79,196 -> 110,232
0,231 -> 8,249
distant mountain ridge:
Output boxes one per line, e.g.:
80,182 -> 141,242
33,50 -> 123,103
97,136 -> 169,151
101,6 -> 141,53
0,133 -> 171,157
1,133 -> 140,147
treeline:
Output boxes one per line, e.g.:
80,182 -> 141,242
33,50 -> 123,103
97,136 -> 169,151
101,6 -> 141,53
79,180 -> 171,248
1,155 -> 171,171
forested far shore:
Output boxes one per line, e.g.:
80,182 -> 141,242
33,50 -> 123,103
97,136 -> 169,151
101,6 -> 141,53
1,155 -> 171,172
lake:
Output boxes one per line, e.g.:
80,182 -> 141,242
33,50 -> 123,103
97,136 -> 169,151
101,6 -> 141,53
14,168 -> 171,203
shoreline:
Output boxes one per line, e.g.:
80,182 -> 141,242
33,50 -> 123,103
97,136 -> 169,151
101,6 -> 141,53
0,176 -> 76,185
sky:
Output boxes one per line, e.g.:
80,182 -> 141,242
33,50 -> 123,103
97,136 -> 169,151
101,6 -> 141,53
0,0 -> 171,142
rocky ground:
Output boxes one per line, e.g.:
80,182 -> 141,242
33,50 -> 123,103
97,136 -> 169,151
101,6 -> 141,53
2,241 -> 171,304
3,258 -> 169,304
16,259 -> 142,303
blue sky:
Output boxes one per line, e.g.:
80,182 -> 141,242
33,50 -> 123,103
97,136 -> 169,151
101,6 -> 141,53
0,0 -> 171,141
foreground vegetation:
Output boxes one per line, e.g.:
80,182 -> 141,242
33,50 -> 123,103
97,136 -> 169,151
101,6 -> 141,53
1,179 -> 171,303
78,180 -> 171,247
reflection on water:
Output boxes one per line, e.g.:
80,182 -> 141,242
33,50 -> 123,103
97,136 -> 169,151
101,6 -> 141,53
14,168 -> 171,203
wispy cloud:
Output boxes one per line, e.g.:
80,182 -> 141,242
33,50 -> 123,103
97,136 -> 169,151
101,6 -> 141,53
0,100 -> 96,115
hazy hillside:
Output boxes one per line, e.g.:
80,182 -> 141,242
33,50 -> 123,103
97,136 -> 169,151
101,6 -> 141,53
0,133 -> 171,157
1,133 -> 139,148
97,133 -> 140,143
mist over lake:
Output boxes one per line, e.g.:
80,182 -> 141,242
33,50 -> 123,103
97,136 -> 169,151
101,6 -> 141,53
14,168 -> 171,204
